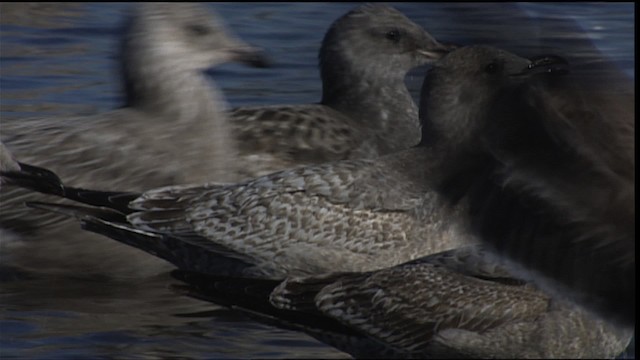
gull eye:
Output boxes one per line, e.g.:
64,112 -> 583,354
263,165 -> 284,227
385,29 -> 401,42
187,24 -> 211,36
485,61 -> 502,74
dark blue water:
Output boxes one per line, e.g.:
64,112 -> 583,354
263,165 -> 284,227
0,3 -> 634,358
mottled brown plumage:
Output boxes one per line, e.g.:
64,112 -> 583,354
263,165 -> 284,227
175,246 -> 633,358
6,147 -> 465,279
270,246 -> 632,358
229,4 -> 451,178
419,45 -> 634,326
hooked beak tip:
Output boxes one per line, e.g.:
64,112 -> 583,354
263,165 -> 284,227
524,54 -> 570,76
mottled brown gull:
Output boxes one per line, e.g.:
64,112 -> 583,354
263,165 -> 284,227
419,45 -> 634,326
228,4 -> 452,178
15,147 -> 468,279
170,245 -> 632,359
270,245 -> 632,359
0,3 -> 267,278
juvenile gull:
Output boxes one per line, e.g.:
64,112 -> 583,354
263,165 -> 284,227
228,4 -> 452,178
0,3 -> 268,278
171,246 -> 632,359
14,148 -> 468,279
419,46 -> 634,326
273,246 -> 633,358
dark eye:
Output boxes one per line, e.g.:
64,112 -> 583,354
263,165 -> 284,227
385,29 -> 401,42
187,24 -> 211,36
485,61 -> 502,74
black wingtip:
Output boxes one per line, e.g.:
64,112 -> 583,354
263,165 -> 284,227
60,187 -> 141,215
1,162 -> 64,196
1,161 -> 139,214
25,201 -> 127,222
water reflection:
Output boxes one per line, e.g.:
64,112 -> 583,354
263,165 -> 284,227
0,2 -> 634,358
0,273 -> 349,358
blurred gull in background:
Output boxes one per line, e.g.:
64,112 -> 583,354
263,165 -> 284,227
0,3 -> 268,279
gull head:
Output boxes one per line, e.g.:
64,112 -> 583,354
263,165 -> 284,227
126,3 -> 269,71
319,4 -> 452,80
419,45 -> 569,151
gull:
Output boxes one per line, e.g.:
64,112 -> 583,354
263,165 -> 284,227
419,44 -> 634,326
172,245 -> 633,359
228,4 -> 452,178
0,3 -> 268,278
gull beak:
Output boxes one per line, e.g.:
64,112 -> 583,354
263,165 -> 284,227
417,41 -> 458,61
511,54 -> 570,77
527,55 -> 570,75
230,46 -> 272,68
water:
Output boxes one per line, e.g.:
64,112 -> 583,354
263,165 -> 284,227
0,2 -> 634,358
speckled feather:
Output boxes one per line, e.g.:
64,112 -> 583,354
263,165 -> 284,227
2,145 -> 469,279
125,147 -> 467,278
230,105 -> 361,177
269,246 -> 633,358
